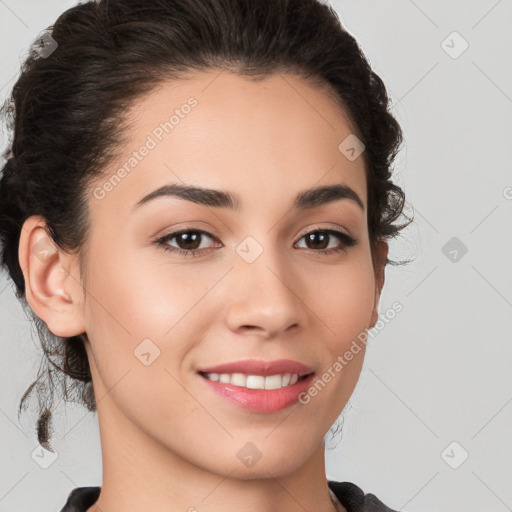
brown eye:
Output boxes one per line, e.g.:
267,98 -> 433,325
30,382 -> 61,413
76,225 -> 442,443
156,229 -> 220,257
155,227 -> 357,258
170,231 -> 204,251
295,229 -> 357,255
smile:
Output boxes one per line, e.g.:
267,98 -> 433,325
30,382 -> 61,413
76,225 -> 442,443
198,371 -> 316,413
200,372 -> 306,390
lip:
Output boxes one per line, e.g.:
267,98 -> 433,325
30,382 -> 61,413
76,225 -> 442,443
196,358 -> 316,413
196,358 -> 315,377
199,372 -> 316,413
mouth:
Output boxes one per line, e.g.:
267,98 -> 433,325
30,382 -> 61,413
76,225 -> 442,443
195,358 -> 316,412
197,370 -> 316,413
198,371 -> 314,391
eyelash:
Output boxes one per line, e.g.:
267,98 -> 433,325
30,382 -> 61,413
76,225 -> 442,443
154,227 -> 357,258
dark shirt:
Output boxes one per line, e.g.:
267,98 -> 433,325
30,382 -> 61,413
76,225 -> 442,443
59,481 -> 400,512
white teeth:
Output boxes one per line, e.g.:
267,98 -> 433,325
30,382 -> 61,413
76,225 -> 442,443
230,373 -> 246,387
264,374 -> 282,390
204,372 -> 304,390
246,375 -> 265,389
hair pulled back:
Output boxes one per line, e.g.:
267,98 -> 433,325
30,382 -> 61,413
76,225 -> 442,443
0,0 -> 412,451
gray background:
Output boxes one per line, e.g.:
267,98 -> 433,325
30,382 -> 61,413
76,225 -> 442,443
0,1 -> 511,511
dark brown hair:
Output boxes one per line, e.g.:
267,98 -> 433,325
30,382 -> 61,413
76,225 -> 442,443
0,0 -> 413,452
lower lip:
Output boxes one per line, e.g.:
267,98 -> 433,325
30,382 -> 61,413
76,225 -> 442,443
198,373 -> 315,413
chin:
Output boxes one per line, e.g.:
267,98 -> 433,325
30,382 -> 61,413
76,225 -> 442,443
225,440 -> 313,480
217,457 -> 306,481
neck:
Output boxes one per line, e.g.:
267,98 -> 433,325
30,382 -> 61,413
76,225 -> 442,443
86,398 -> 345,512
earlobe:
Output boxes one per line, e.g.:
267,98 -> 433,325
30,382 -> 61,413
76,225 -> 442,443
369,240 -> 389,329
18,215 -> 86,338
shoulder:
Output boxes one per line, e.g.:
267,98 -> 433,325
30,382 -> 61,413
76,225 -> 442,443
328,480 -> 401,512
59,486 -> 101,512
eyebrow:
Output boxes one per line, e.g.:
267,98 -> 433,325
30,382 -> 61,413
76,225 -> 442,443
131,182 -> 365,213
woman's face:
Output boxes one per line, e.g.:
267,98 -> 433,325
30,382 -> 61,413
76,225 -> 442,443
74,71 -> 387,478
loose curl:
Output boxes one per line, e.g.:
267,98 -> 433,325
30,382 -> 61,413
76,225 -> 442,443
0,0 -> 413,452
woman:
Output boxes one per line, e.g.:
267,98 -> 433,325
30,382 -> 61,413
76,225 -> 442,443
0,0 -> 412,511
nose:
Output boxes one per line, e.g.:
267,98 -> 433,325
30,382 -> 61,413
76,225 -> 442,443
223,243 -> 309,339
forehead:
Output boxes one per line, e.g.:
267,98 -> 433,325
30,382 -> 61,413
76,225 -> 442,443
90,70 -> 367,218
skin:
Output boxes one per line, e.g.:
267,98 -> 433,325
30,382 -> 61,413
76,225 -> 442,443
19,70 -> 388,512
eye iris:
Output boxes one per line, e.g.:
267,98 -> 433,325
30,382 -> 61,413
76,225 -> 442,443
306,231 -> 329,250
177,232 -> 201,250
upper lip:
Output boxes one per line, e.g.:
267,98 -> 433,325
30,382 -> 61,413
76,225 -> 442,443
197,359 -> 315,377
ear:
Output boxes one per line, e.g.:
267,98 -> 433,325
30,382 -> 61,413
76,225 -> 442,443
369,240 -> 388,329
18,215 -> 86,338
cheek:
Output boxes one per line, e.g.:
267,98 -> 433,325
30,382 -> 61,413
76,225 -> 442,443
83,242 -> 184,337
309,254 -> 376,342
302,254 -> 375,407
81,245 -> 196,430
310,254 -> 375,388
82,242 -> 212,387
